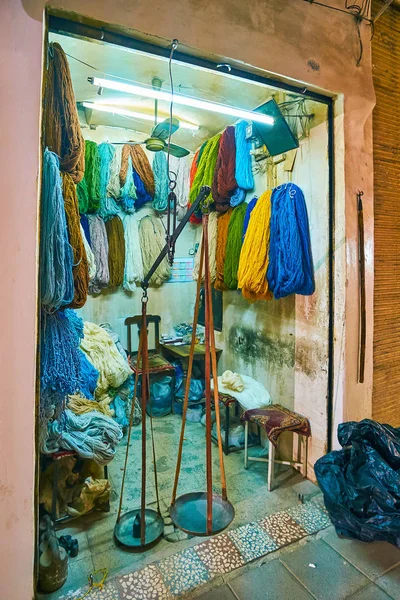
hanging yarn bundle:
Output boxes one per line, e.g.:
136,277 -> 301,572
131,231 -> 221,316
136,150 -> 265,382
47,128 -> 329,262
212,126 -> 237,212
224,203 -> 248,289
77,141 -> 101,214
107,145 -> 123,199
62,173 -> 89,309
88,215 -> 110,294
105,216 -> 126,288
237,190 -> 273,302
40,149 -> 74,311
231,120 -> 254,207
122,213 -> 144,291
193,211 -> 218,283
119,154 -> 137,213
78,349 -> 99,400
152,151 -> 169,212
133,169 -> 152,208
189,134 -> 221,222
242,196 -> 258,241
139,215 -> 171,285
130,145 -> 155,197
267,184 -> 315,298
80,214 -> 91,245
98,143 -> 120,220
44,43 -> 85,184
80,321 -> 132,402
80,224 -> 97,281
170,155 -> 190,221
214,209 -> 233,291
40,309 -> 83,396
43,409 -> 123,466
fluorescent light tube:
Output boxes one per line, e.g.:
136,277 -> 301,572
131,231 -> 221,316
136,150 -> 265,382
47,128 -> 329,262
82,101 -> 199,131
88,77 -> 274,126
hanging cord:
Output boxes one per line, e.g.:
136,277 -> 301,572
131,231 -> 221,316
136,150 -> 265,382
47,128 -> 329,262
171,240 -> 205,505
116,335 -> 142,523
165,40 -> 179,264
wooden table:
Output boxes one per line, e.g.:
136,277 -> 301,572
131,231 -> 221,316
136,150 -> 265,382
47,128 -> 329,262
160,343 -> 223,405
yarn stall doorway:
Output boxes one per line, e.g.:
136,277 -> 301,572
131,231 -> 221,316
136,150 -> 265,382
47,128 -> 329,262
35,13 -> 334,599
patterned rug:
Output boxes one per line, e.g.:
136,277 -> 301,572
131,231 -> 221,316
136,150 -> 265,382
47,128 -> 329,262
63,500 -> 331,600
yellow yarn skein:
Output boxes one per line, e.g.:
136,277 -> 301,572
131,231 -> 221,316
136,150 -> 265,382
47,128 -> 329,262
237,190 -> 273,302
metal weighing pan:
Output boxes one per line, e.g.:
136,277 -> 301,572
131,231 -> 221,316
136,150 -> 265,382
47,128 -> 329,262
170,492 -> 234,536
114,508 -> 164,549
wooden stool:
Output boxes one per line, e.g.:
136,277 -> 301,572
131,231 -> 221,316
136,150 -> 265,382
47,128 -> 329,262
242,404 -> 311,492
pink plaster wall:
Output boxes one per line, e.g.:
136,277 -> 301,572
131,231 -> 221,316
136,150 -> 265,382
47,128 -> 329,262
0,1 -> 374,597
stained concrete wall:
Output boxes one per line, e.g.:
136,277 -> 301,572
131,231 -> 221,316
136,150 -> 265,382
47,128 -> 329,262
0,1 -> 374,597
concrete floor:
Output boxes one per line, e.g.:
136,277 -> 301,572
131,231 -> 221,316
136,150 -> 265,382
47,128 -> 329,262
196,526 -> 400,600
40,413 -> 319,599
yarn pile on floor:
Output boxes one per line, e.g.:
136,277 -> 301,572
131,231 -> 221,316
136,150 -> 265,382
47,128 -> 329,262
43,409 -> 123,466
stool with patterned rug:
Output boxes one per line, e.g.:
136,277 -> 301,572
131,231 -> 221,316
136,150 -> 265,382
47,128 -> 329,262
241,404 -> 311,492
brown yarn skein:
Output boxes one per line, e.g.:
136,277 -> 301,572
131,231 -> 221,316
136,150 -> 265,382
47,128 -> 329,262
105,216 -> 126,287
62,173 -> 89,308
44,43 -> 85,183
214,209 -> 233,291
130,145 -> 155,197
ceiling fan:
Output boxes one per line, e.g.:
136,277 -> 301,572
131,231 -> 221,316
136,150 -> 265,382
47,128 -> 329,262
136,77 -> 190,158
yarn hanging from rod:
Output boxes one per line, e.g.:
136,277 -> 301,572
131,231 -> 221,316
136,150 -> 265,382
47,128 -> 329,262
80,214 -> 91,246
119,154 -> 137,213
193,211 -> 218,283
88,215 -> 110,294
231,120 -> 254,207
133,169 -> 153,209
212,126 -> 237,211
189,134 -> 221,221
237,190 -> 272,302
242,196 -> 258,241
77,141 -> 101,214
98,143 -> 120,221
152,151 -> 169,212
214,209 -> 233,291
43,409 -> 123,466
40,149 -> 74,311
78,349 -> 99,400
224,203 -> 247,290
130,145 -> 155,197
107,145 -> 123,199
40,308 -> 83,397
170,155 -> 190,221
80,224 -> 97,282
122,213 -> 144,291
44,42 -> 85,184
105,216 -> 126,288
139,215 -> 172,285
267,183 -> 315,298
62,173 -> 89,309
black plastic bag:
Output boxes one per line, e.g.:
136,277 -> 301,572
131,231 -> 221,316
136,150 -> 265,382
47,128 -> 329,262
315,419 -> 400,547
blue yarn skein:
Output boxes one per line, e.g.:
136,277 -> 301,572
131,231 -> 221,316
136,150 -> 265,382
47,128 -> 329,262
40,149 -> 74,310
120,155 -> 137,213
242,196 -> 258,241
232,120 -> 254,207
133,169 -> 152,208
152,152 -> 169,212
80,214 -> 91,246
40,308 -> 84,396
267,183 -> 315,299
78,350 -> 99,399
98,143 -> 121,221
